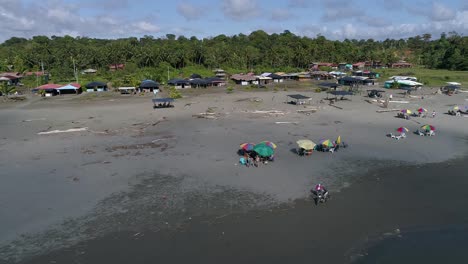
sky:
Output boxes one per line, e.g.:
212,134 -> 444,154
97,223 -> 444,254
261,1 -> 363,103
0,0 -> 467,43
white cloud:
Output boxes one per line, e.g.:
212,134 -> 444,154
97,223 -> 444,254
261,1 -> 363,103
222,0 -> 258,20
177,2 -> 203,20
270,9 -> 292,21
431,3 -> 455,21
0,0 -> 161,42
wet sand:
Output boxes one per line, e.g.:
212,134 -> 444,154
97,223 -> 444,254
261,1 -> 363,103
19,156 -> 468,264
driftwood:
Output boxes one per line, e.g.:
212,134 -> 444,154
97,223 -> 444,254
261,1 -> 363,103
38,127 -> 88,135
389,100 -> 409,103
192,112 -> 219,119
329,104 -> 343,110
251,110 -> 285,114
376,109 -> 401,113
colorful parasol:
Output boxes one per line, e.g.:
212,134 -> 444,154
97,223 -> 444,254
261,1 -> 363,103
417,108 -> 428,113
453,106 -> 460,111
319,139 -> 334,148
336,136 -> 341,145
296,139 -> 317,150
396,127 -> 409,133
401,109 -> 412,114
239,143 -> 255,151
259,141 -> 277,149
420,124 -> 435,132
253,144 -> 274,157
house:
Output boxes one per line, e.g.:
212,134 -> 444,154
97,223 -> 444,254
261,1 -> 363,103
213,69 -> 226,79
352,62 -> 366,70
391,62 -> 412,68
297,72 -> 312,82
205,77 -> 226,87
109,64 -> 125,71
310,62 -> 334,71
257,76 -> 273,86
34,83 -> 62,96
85,81 -> 108,92
267,73 -> 284,83
310,71 -> 334,80
281,73 -> 299,81
231,74 -> 257,85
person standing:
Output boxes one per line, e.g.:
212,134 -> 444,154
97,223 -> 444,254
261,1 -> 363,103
432,110 -> 436,118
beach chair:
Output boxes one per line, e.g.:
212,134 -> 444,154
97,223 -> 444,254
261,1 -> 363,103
329,148 -> 335,153
401,133 -> 406,138
428,130 -> 435,136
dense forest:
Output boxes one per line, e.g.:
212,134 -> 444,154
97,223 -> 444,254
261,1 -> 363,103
0,30 -> 467,84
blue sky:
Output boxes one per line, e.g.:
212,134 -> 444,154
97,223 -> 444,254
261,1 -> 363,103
0,0 -> 467,42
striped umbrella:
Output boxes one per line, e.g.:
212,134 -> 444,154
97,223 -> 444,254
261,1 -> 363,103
420,124 -> 435,132
396,127 -> 409,133
417,108 -> 428,113
259,141 -> 277,149
239,143 -> 255,151
401,109 -> 412,114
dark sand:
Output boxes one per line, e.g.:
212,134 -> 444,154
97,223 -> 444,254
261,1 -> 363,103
19,156 -> 468,264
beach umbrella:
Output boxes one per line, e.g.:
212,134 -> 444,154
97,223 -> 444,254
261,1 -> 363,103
239,143 -> 255,151
401,109 -> 412,114
319,139 -> 334,148
417,108 -> 428,113
296,139 -> 316,150
253,144 -> 274,157
336,136 -> 341,145
453,106 -> 460,111
396,127 -> 409,133
259,141 -> 277,149
420,124 -> 435,132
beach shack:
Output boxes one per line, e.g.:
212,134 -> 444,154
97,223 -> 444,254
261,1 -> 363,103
139,80 -> 160,92
118,87 -> 136,94
85,81 -> 108,92
168,78 -> 190,89
205,77 -> 226,87
35,83 -> 61,96
267,73 -> 284,83
189,78 -> 209,88
287,94 -> 312,105
231,74 -> 258,85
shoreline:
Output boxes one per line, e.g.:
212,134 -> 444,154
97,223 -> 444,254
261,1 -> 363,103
13,155 -> 468,264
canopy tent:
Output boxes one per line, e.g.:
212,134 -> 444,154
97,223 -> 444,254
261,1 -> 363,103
152,98 -> 174,103
57,84 -> 79,90
338,76 -> 362,86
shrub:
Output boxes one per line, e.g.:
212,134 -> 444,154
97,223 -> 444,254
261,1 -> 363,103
226,86 -> 234,93
169,87 -> 182,99
314,88 -> 322,93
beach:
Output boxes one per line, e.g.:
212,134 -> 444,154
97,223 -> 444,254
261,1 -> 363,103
0,87 -> 467,263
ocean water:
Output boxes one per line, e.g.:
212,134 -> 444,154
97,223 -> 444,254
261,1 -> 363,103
353,225 -> 468,264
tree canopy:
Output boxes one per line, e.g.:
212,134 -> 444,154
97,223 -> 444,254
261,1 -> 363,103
0,31 -> 466,83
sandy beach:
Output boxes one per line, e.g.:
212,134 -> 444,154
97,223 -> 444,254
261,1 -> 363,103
0,86 -> 467,263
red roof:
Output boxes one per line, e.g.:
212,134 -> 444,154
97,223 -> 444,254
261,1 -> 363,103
37,84 -> 61,89
69,82 -> 81,88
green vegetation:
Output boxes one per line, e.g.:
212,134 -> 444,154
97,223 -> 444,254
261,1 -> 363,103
1,82 -> 16,98
380,67 -> 468,86
226,86 -> 234,94
0,31 -> 466,89
169,87 -> 182,99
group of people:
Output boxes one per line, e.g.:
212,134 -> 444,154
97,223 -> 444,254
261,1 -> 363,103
239,151 -> 274,167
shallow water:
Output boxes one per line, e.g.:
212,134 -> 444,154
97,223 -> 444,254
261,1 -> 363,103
353,225 -> 468,264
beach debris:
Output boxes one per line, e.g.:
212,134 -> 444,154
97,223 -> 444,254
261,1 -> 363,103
38,127 -> 88,135
22,118 -> 46,122
389,100 -> 409,103
275,121 -> 299,124
376,109 -> 401,113
251,110 -> 284,115
193,112 -> 219,119
296,108 -> 318,115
